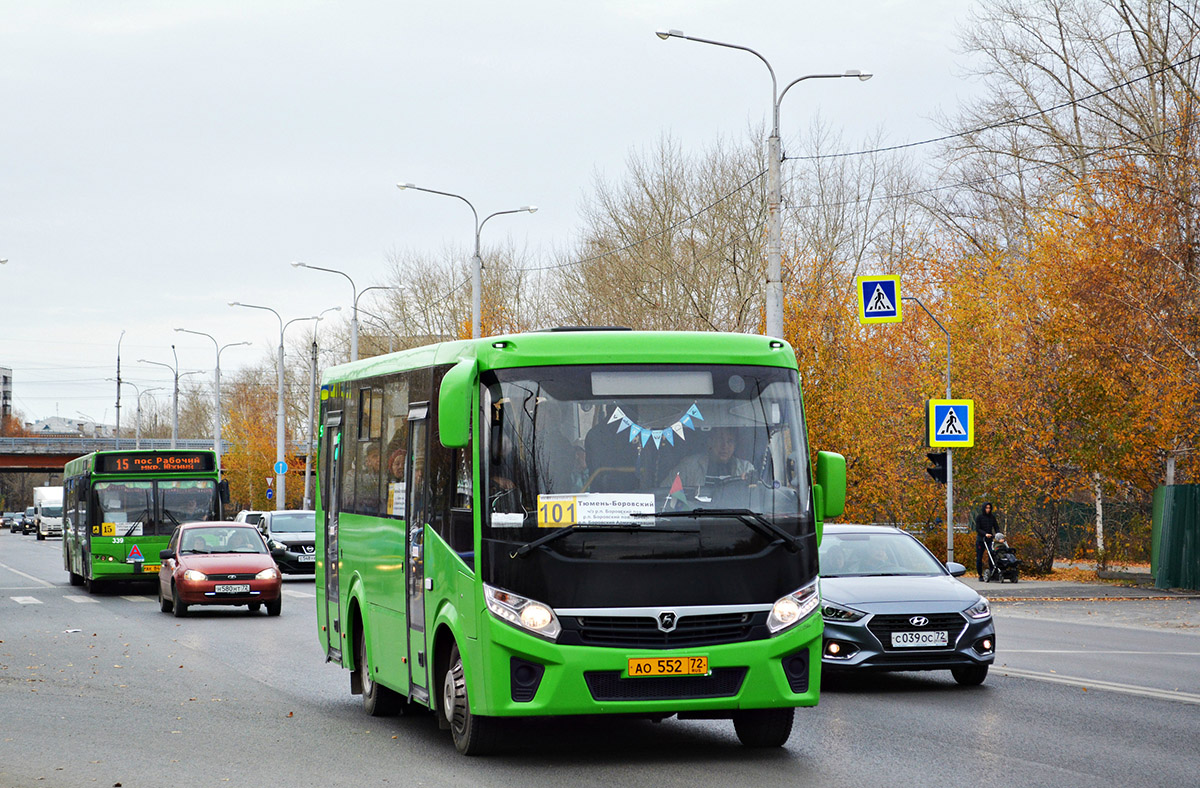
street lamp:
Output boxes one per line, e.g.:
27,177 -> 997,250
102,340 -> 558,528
299,306 -> 341,509
115,330 -> 125,449
395,182 -> 536,339
656,29 -> 871,339
175,328 -> 252,471
292,262 -> 399,362
229,301 -> 323,510
138,348 -> 183,449
108,380 -> 164,449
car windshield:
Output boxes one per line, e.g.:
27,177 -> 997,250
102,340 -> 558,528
268,512 -> 315,533
181,526 -> 266,554
819,531 -> 947,577
42,505 -> 63,517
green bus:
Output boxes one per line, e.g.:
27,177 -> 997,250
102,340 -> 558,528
62,450 -> 228,592
315,329 -> 845,754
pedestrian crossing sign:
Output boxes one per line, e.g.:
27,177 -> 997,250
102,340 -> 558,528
856,275 -> 902,324
927,399 -> 974,447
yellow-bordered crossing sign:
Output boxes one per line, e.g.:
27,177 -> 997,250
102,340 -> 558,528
927,399 -> 974,447
856,275 -> 902,324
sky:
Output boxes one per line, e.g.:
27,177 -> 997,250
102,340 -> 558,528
0,0 -> 980,428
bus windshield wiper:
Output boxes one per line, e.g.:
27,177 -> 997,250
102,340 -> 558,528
655,508 -> 802,553
123,509 -> 151,537
510,521 -> 694,559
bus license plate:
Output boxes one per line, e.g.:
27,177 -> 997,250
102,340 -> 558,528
891,631 -> 948,648
627,656 -> 708,677
215,584 -> 250,594
141,564 -> 160,574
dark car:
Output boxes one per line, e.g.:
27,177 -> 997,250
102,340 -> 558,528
818,524 -> 995,685
3,512 -> 20,532
22,507 -> 37,535
256,509 -> 316,575
158,522 -> 283,616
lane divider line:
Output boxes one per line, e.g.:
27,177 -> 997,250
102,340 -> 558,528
999,665 -> 1200,705
0,561 -> 55,588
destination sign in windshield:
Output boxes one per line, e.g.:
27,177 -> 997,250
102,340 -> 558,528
97,453 -> 214,474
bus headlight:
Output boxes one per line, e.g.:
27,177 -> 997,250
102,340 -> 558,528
767,580 -> 820,634
182,569 -> 207,582
484,583 -> 561,641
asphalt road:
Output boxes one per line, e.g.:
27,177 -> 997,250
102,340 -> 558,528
3,533 -> 1199,788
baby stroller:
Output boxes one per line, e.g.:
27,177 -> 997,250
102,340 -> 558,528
983,532 -> 1020,583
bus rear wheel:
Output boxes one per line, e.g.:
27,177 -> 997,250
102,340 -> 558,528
733,707 -> 795,748
443,642 -> 500,755
356,627 -> 401,716
68,572 -> 83,587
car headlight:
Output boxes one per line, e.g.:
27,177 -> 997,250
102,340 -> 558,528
256,567 -> 280,580
767,580 -> 821,634
484,583 -> 561,641
182,569 -> 207,582
821,601 -> 866,622
965,597 -> 991,619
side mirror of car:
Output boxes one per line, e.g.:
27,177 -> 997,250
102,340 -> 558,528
270,547 -> 286,559
945,561 -> 967,577
159,549 -> 173,561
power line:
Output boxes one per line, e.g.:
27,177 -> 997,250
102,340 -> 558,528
785,51 -> 1200,163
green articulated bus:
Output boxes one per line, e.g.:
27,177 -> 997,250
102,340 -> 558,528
63,450 -> 228,592
315,329 -> 846,754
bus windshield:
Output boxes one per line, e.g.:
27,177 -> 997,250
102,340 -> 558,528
95,479 -> 218,536
479,364 -> 816,608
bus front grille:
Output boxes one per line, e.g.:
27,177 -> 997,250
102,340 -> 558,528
566,612 -> 763,649
583,667 -> 747,701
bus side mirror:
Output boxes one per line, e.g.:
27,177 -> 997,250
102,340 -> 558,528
816,451 -> 846,519
438,358 -> 477,449
218,480 -> 230,505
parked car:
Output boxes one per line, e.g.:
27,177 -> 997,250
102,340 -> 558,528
157,522 -> 282,616
234,510 -> 265,526
818,523 -> 996,685
256,509 -> 316,575
22,506 -> 37,535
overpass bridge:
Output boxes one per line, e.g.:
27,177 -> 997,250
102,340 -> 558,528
0,437 -> 310,473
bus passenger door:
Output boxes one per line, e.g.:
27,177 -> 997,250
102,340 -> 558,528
323,412 -> 344,662
405,405 -> 430,701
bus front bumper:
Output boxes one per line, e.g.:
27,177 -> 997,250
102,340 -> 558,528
468,612 -> 823,718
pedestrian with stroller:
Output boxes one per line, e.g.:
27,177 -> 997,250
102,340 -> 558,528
975,502 -> 999,580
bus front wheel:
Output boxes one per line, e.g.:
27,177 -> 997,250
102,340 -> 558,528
443,642 -> 500,755
732,707 -> 794,748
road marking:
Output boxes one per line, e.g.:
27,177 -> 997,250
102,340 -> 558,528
0,561 -> 55,588
65,595 -> 100,604
284,590 -> 315,598
120,595 -> 153,602
999,666 -> 1200,705
11,596 -> 42,605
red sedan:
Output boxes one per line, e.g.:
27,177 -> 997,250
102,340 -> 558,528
158,522 -> 283,616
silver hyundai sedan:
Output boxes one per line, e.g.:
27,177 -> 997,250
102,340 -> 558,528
819,524 -> 996,685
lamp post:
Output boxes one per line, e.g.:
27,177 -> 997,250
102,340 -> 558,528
175,328 -> 251,471
138,349 -> 184,449
656,29 -> 870,339
300,307 -> 340,509
230,301 -> 323,510
115,330 -> 125,449
292,262 -> 398,362
109,380 -> 163,449
395,183 -> 536,339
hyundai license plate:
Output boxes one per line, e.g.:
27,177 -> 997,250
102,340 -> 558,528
627,656 -> 708,677
892,630 -> 948,648
214,584 -> 250,594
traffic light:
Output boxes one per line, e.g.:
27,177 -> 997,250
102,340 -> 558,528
926,452 -> 947,484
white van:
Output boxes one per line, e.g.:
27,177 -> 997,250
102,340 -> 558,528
34,486 -> 63,540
